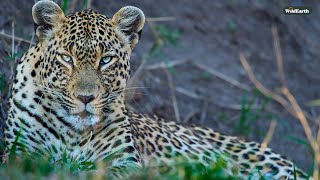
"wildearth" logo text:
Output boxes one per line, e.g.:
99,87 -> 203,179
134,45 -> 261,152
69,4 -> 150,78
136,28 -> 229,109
283,7 -> 312,15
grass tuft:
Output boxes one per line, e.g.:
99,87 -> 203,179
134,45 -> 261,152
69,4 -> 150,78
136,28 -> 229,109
1,133 -> 244,180
235,89 -> 272,136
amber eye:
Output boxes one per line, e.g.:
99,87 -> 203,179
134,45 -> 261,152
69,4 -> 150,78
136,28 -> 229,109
61,54 -> 73,63
100,56 -> 113,65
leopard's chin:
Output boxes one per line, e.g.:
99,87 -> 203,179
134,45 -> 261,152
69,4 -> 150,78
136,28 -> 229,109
68,112 -> 100,131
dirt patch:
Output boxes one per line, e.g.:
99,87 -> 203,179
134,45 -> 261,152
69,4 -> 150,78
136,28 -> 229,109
1,0 -> 319,171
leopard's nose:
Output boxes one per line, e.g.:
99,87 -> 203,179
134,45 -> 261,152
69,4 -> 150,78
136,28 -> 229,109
77,95 -> 95,104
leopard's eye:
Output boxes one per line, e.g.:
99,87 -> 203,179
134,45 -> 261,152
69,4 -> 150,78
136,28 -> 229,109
100,56 -> 113,65
99,54 -> 117,70
56,53 -> 73,69
61,54 -> 72,63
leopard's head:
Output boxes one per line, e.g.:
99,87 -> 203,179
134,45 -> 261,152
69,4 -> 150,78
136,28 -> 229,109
31,0 -> 145,130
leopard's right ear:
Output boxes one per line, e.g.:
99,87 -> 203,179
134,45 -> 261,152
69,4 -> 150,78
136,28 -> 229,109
32,0 -> 66,40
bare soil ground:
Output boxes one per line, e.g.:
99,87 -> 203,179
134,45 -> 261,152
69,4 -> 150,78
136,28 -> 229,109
0,0 -> 319,172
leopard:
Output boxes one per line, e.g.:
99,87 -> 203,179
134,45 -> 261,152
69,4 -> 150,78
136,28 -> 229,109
4,0 -> 310,179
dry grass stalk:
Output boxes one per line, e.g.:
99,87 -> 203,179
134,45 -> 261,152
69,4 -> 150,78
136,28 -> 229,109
28,32 -> 35,49
127,56 -> 147,88
271,25 -> 287,87
86,0 -> 92,9
163,66 -> 181,123
200,101 -> 208,124
0,31 -> 36,45
261,120 -> 277,150
239,25 -> 319,179
272,26 -> 319,179
146,19 -> 180,122
147,21 -> 164,50
281,87 -> 319,179
183,110 -> 198,123
239,54 -> 297,118
11,23 -> 14,57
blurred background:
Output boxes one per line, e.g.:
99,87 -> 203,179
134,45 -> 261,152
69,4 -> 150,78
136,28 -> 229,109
0,0 -> 319,173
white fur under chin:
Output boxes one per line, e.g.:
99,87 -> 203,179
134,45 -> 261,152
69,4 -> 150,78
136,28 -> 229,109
68,115 -> 100,131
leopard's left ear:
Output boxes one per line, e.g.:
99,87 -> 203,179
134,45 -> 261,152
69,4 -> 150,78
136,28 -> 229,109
112,6 -> 145,48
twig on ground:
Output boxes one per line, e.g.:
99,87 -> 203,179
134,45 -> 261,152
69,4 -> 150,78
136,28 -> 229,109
175,86 -> 259,111
146,17 -> 176,22
163,65 -> 181,123
0,31 -> 36,45
175,87 -> 201,100
200,101 -> 208,124
192,62 -> 251,91
144,59 -> 189,70
261,120 -> 277,150
145,60 -> 251,93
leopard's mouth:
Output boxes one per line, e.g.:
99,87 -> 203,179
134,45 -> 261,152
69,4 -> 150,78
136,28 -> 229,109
75,110 -> 92,119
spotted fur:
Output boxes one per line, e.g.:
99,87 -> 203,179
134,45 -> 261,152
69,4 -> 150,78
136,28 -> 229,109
5,1 -> 309,179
